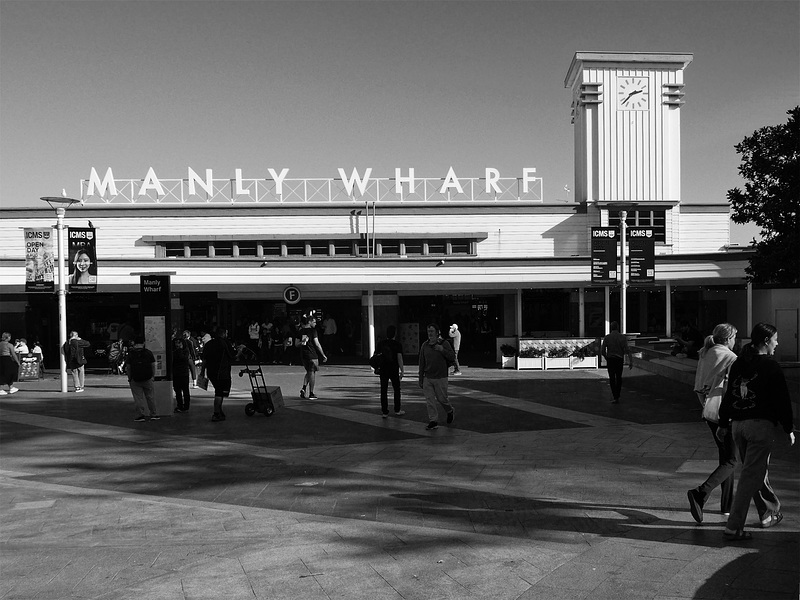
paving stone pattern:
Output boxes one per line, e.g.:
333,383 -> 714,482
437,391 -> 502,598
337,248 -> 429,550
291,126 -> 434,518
1,364 -> 798,599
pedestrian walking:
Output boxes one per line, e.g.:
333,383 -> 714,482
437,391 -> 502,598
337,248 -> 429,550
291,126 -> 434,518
448,324 -> 462,374
172,337 -> 192,413
125,335 -> 159,421
201,327 -> 237,422
322,313 -> 338,356
183,330 -> 200,386
717,322 -> 795,541
62,330 -> 91,393
0,332 -> 20,395
687,323 -> 739,523
418,324 -> 456,430
377,325 -> 405,417
299,314 -> 327,400
600,321 -> 633,403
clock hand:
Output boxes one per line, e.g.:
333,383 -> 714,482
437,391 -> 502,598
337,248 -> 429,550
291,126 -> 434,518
622,89 -> 642,105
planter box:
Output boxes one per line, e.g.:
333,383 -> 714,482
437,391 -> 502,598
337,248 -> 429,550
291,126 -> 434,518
570,356 -> 599,369
517,357 -> 544,370
501,355 -> 516,369
544,357 -> 571,370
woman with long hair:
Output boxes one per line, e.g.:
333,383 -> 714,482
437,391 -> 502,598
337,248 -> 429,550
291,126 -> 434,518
68,248 -> 96,285
717,322 -> 795,540
687,323 -> 738,523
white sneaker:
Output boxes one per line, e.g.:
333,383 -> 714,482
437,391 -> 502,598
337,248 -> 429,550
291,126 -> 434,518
0,390 -> 7,395
75,388 -> 84,393
9,387 -> 19,394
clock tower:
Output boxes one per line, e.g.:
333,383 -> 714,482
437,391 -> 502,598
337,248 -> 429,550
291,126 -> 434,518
564,52 -> 693,230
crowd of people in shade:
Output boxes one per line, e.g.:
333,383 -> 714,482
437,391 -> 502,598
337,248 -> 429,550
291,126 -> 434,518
2,313 -> 794,541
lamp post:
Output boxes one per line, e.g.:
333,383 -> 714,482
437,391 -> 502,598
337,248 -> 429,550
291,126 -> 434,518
40,195 -> 81,393
607,202 -> 638,334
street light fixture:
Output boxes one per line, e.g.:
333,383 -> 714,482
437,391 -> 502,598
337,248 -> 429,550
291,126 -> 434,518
40,194 -> 81,393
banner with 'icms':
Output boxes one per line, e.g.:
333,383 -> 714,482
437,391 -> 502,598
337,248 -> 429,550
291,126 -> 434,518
24,228 -> 55,292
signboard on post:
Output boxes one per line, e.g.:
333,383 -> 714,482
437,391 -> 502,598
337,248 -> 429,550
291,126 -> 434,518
67,227 -> 98,292
140,275 -> 171,380
628,228 -> 655,284
591,227 -> 618,285
24,228 -> 55,292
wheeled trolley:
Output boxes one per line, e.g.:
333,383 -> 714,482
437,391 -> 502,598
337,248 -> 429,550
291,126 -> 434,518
238,363 -> 276,417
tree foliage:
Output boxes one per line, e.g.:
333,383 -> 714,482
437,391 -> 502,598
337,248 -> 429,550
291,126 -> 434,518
728,106 -> 799,284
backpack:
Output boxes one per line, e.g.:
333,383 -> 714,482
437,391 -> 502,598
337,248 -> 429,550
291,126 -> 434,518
108,341 -> 123,363
127,348 -> 153,382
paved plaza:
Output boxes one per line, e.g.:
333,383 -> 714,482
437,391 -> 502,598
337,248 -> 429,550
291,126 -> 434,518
1,362 -> 798,599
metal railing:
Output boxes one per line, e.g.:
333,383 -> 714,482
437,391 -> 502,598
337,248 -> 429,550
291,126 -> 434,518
79,176 -> 544,204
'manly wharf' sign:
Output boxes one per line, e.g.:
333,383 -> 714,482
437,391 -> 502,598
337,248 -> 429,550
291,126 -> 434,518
80,167 -> 544,204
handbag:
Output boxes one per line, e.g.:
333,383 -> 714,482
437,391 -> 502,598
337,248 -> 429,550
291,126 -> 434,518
368,350 -> 385,374
702,388 -> 723,423
196,372 -> 209,391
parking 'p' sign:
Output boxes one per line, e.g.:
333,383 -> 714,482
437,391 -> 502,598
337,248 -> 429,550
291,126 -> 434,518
283,285 -> 301,305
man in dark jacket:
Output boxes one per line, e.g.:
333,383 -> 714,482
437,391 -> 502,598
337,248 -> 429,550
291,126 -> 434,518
418,324 -> 456,430
62,330 -> 91,393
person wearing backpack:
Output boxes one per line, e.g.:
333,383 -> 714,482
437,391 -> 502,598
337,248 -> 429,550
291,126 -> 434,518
125,335 -> 158,422
377,325 -> 405,418
62,330 -> 91,393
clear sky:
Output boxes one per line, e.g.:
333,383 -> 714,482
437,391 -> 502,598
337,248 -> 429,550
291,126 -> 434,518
1,1 -> 797,244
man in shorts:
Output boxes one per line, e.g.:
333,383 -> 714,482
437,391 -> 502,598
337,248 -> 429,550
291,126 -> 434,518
201,327 -> 237,422
299,314 -> 327,400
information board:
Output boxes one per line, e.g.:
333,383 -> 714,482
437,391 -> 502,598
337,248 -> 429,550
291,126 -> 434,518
628,228 -> 655,284
591,227 -> 618,285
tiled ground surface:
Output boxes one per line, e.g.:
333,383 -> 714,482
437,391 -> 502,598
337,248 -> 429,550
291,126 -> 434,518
1,363 -> 798,599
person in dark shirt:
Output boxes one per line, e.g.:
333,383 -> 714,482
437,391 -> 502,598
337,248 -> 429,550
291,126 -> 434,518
716,322 -> 795,540
600,322 -> 633,403
202,327 -> 237,422
377,325 -> 405,418
299,315 -> 327,400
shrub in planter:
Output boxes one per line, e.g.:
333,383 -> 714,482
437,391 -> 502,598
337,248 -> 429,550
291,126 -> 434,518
500,344 -> 518,357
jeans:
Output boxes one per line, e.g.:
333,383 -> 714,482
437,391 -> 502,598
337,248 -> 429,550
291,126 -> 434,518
173,373 -> 191,411
696,420 -> 736,513
69,365 -> 85,390
606,356 -> 624,399
422,377 -> 452,422
380,369 -> 402,414
130,378 -> 157,417
726,419 -> 781,531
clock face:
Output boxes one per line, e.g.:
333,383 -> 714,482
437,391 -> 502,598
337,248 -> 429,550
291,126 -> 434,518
617,77 -> 649,111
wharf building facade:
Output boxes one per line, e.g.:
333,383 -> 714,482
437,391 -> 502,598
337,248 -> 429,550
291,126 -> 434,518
1,53 -> 772,367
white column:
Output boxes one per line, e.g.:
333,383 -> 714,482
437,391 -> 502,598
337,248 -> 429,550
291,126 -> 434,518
367,289 -> 375,358
620,209 -> 628,334
604,286 -> 611,334
666,281 -> 672,336
56,207 -> 68,393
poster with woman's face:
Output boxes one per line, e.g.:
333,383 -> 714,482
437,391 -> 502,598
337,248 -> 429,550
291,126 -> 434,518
67,227 -> 98,292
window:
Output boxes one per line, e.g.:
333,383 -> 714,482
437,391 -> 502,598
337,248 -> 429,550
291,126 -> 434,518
309,241 -> 329,256
285,241 -> 306,256
188,242 -> 208,257
609,209 -> 666,243
213,242 -> 233,257
427,239 -> 447,255
157,234 -> 481,260
165,242 -> 185,258
262,241 -> 282,257
450,240 -> 470,254
403,241 -> 423,256
332,241 -> 353,256
378,241 -> 400,256
237,241 -> 258,257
